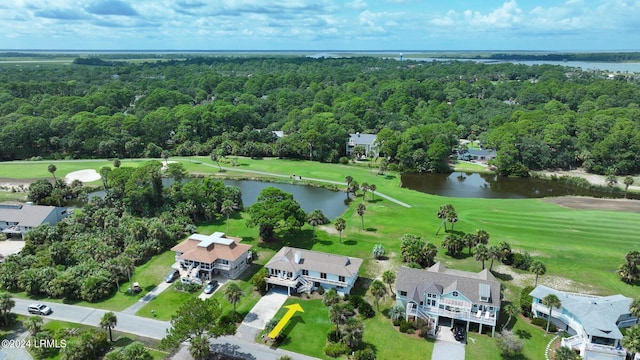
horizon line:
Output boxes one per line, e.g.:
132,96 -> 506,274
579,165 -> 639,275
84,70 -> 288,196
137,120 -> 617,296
2,49 -> 640,53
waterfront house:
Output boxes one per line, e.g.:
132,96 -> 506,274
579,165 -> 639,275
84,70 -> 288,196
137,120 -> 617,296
171,232 -> 251,280
264,246 -> 363,295
395,262 -> 501,336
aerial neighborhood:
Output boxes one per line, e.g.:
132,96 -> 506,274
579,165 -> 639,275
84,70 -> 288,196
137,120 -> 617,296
0,53 -> 639,360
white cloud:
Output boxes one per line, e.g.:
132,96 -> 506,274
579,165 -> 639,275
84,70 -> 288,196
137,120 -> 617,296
347,0 -> 367,10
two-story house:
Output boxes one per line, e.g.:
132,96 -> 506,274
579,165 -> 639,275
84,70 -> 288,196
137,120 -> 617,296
346,133 -> 378,159
530,285 -> 636,360
395,262 -> 502,336
170,232 -> 251,280
0,202 -> 69,238
264,247 -> 363,295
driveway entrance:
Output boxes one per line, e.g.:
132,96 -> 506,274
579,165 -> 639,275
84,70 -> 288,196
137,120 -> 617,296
235,288 -> 288,342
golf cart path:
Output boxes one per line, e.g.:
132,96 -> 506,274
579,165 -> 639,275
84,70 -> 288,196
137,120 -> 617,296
189,159 -> 412,208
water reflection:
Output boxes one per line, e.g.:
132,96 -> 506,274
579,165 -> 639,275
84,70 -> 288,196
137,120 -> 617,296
401,172 -> 636,199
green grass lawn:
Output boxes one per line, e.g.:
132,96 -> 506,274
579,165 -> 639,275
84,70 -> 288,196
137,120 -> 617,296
262,298 -> 333,359
136,285 -> 197,320
0,159 -> 147,180
0,190 -> 27,202
3,156 -> 640,359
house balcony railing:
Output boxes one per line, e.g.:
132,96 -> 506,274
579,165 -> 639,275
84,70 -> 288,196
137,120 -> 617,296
265,276 -> 299,288
407,303 -> 497,326
303,275 -> 349,288
585,343 -> 626,356
561,335 -> 585,350
213,263 -> 231,271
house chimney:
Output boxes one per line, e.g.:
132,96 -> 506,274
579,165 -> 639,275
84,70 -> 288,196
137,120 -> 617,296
294,251 -> 301,264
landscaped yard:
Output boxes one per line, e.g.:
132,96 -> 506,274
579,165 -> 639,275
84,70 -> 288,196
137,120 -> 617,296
136,284 -> 198,321
3,156 -> 639,359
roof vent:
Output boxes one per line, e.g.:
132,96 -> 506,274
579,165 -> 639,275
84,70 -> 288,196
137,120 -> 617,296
294,251 -> 301,264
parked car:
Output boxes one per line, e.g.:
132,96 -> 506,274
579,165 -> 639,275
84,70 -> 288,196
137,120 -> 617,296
164,269 -> 180,283
28,303 -> 52,315
203,280 -> 219,294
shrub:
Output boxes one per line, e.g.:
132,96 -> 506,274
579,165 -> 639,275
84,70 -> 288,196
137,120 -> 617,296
265,318 -> 278,333
354,347 -> 376,360
250,268 -> 268,295
399,319 -> 415,333
531,317 -> 557,332
278,356 -> 293,360
392,318 -> 402,326
339,156 -> 350,165
416,318 -> 431,338
513,251 -> 533,270
519,286 -> 534,317
324,342 -> 348,357
349,295 -> 364,308
357,300 -> 375,319
372,244 -> 385,259
496,330 -> 523,357
327,329 -> 342,343
316,285 -> 325,295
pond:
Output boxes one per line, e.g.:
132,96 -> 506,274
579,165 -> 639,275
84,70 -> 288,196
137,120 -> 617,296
220,179 -> 347,219
400,172 -> 637,199
88,178 -> 348,219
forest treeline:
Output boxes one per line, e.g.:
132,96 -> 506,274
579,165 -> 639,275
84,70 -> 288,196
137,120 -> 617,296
1,56 -> 640,175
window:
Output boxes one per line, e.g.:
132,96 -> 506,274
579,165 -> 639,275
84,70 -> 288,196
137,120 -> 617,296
302,269 -> 309,276
427,299 -> 436,306
339,276 -> 345,283
399,291 -> 407,297
221,259 -> 229,265
320,273 -> 327,279
452,291 -> 458,297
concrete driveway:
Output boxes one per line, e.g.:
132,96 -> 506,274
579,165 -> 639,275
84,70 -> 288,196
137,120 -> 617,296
432,326 -> 465,360
0,239 -> 25,257
198,276 -> 228,300
235,288 -> 288,342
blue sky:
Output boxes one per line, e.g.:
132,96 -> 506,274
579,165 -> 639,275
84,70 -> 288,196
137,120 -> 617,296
1,0 -> 639,51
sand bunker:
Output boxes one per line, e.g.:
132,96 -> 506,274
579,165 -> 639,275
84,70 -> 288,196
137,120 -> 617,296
65,169 -> 101,183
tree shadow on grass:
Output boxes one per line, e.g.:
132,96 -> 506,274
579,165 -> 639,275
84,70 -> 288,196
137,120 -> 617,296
514,329 -> 531,340
365,227 -> 377,232
343,240 -> 357,246
491,271 -> 514,281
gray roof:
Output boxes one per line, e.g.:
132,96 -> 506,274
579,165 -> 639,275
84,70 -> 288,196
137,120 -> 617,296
265,247 -> 363,278
0,203 -> 59,228
395,262 -> 501,306
348,133 -> 377,146
530,285 -> 633,340
466,149 -> 496,156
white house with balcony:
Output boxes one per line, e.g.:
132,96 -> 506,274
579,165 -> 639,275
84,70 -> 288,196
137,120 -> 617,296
346,133 -> 378,158
264,247 -> 363,296
530,285 -> 637,360
170,232 -> 251,280
395,262 -> 502,336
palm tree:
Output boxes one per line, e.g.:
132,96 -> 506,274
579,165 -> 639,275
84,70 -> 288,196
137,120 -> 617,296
221,199 -> 236,234
161,150 -> 170,166
501,303 -> 519,331
446,207 -> 459,232
436,204 -> 455,235
530,260 -> 547,286
224,283 -> 244,313
100,311 -> 118,342
474,229 -> 490,246
622,325 -> 640,360
342,317 -> 364,349
189,334 -> 210,360
329,304 -> 349,331
345,176 -> 353,201
356,203 -> 366,230
542,294 -> 561,333
307,209 -> 328,236
370,280 -> 387,311
488,245 -> 502,271
555,346 -> 580,360
360,183 -> 369,202
25,315 -> 44,335
48,164 -> 58,183
382,270 -> 396,294
369,184 -> 377,201
388,304 -> 406,321
0,292 -> 15,326
323,288 -> 340,307
474,244 -> 490,270
624,176 -> 635,198
463,233 -> 477,255
334,217 -> 346,243
630,298 -> 640,324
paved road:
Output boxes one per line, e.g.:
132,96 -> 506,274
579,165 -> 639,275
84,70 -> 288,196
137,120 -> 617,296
187,159 -> 412,208
432,326 -> 465,360
0,329 -> 32,360
13,299 -> 171,340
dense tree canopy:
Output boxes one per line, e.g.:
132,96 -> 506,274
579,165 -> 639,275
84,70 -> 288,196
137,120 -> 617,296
1,56 -> 640,175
